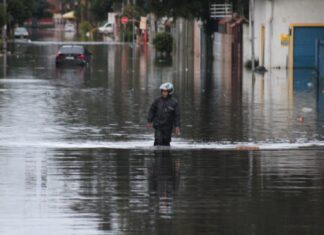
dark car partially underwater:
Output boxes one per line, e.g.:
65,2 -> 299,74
55,45 -> 91,66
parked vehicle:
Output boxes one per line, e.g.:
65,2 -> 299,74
55,45 -> 91,66
98,22 -> 114,34
14,27 -> 29,39
64,23 -> 76,32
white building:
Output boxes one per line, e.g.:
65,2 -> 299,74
247,0 -> 324,70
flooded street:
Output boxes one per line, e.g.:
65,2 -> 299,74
1,29 -> 324,234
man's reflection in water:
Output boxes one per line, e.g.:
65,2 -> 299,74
149,150 -> 181,219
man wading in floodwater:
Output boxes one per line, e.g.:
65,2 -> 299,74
147,82 -> 181,146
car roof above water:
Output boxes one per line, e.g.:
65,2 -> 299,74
59,45 -> 85,54
14,27 -> 28,33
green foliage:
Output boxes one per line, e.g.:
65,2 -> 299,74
90,28 -> 100,41
7,0 -> 35,25
122,30 -> 134,42
119,4 -> 144,42
233,0 -> 250,18
60,0 -> 76,5
33,0 -> 52,19
144,0 -> 211,19
80,21 -> 93,35
0,0 -> 37,29
0,5 -> 5,27
122,4 -> 143,20
90,0 -> 113,22
153,32 -> 174,54
142,0 -> 249,20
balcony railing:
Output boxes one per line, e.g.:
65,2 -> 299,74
210,3 -> 233,19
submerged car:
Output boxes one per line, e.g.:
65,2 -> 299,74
14,27 -> 29,39
56,45 -> 91,66
98,22 -> 114,34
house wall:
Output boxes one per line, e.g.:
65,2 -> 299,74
252,0 -> 324,68
243,24 -> 251,65
172,18 -> 202,76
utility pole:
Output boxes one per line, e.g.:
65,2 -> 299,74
2,0 -> 7,53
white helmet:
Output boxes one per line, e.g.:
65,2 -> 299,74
159,82 -> 174,95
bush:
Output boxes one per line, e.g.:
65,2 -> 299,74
122,31 -> 134,42
153,32 -> 173,54
80,21 -> 93,36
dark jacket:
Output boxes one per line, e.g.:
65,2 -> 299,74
147,96 -> 180,130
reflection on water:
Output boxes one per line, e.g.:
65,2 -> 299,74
1,148 -> 324,235
0,29 -> 324,234
149,151 -> 180,219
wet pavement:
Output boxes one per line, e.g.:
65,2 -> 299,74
0,28 -> 324,234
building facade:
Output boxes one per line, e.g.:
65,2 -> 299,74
248,0 -> 324,69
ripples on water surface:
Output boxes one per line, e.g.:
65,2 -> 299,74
0,31 -> 324,234
1,148 -> 324,235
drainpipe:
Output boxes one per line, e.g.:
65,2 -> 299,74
257,24 -> 267,73
261,24 -> 265,66
268,0 -> 274,68
255,0 -> 269,73
250,0 -> 255,72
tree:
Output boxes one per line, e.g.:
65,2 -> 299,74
153,32 -> 173,54
143,0 -> 249,21
7,0 -> 35,26
144,0 -> 213,20
0,0 -> 68,32
33,0 -> 53,19
90,0 -> 113,22
233,0 -> 249,18
60,0 -> 77,13
0,5 -> 5,28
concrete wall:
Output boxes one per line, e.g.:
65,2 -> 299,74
251,0 -> 324,69
172,18 -> 203,75
213,33 -> 233,79
243,24 -> 251,65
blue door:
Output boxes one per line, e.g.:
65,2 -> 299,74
293,26 -> 324,91
294,26 -> 324,69
316,40 -> 324,79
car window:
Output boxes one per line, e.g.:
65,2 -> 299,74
60,46 -> 84,54
101,22 -> 112,27
15,28 -> 27,33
